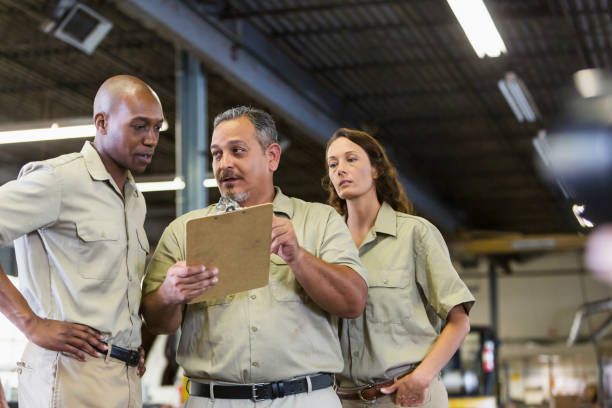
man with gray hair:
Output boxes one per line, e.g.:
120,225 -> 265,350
141,106 -> 369,407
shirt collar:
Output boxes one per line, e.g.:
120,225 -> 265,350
372,201 -> 397,237
81,141 -> 111,181
81,141 -> 138,196
272,186 -> 294,219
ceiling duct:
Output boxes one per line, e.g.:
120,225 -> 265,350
41,1 -> 112,55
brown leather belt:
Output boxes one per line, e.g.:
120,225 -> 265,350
335,365 -> 418,402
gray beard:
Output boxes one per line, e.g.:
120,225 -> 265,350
227,190 -> 249,204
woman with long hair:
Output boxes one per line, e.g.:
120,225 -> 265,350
323,128 -> 475,407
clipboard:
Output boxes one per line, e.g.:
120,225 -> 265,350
185,203 -> 273,303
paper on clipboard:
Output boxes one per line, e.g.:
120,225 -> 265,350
185,203 -> 273,303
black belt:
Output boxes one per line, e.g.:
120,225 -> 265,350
188,373 -> 334,401
97,343 -> 140,367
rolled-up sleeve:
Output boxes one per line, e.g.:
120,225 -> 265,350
415,221 -> 474,320
142,219 -> 184,295
319,208 -> 369,285
0,163 -> 61,245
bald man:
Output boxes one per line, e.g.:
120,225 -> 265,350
0,75 -> 163,407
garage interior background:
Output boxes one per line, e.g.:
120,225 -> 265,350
0,0 -> 611,406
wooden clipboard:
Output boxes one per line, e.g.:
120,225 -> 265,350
185,203 -> 273,303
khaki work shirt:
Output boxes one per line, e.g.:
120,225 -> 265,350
0,142 -> 149,349
338,202 -> 474,386
144,188 -> 368,383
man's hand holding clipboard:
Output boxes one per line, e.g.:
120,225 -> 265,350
155,261 -> 219,305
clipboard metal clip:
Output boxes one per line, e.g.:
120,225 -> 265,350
215,195 -> 242,214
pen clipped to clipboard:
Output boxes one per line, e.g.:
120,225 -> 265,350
185,202 -> 273,303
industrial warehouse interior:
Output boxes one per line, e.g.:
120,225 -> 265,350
0,0 -> 611,407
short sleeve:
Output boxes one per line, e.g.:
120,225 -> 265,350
414,221 -> 474,320
319,208 -> 369,285
143,220 -> 185,295
0,163 -> 61,245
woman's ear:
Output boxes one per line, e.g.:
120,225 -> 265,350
372,165 -> 379,180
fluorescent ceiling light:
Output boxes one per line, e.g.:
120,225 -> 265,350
203,178 -> 218,188
498,72 -> 539,122
0,124 -> 96,144
573,68 -> 607,98
0,118 -> 169,144
447,0 -> 507,58
532,130 -> 570,199
137,177 -> 185,193
136,176 -> 216,192
572,204 -> 595,228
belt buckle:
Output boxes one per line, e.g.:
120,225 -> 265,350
357,385 -> 377,403
127,350 -> 140,367
251,384 -> 266,402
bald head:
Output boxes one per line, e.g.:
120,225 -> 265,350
94,75 -> 161,118
92,75 -> 164,180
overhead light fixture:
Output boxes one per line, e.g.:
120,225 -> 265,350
498,72 -> 540,122
136,175 -> 216,192
572,204 -> 595,228
203,178 -> 218,188
0,117 -> 169,145
0,123 -> 95,144
532,130 -> 570,199
573,68 -> 609,98
137,177 -> 185,193
447,0 -> 507,58
49,2 -> 113,55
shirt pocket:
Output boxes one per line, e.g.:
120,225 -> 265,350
268,254 -> 302,302
366,269 -> 412,324
75,221 -> 122,280
203,294 -> 236,306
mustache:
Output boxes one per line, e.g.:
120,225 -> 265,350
218,169 -> 243,182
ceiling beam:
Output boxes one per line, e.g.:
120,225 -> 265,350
311,48 -> 586,74
0,53 -> 92,109
118,0 -> 347,140
450,234 -> 586,255
221,0 -> 406,19
116,0 -> 461,231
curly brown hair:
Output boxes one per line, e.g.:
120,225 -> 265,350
322,128 -> 414,216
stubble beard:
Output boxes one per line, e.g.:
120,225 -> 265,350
225,185 -> 249,204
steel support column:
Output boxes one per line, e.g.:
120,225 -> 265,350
176,50 -> 207,215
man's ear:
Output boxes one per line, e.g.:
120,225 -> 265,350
266,143 -> 282,172
94,112 -> 107,135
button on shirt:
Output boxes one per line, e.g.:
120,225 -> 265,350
0,142 -> 149,349
338,202 -> 475,386
143,187 -> 369,383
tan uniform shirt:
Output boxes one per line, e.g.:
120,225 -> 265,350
0,141 -> 149,349
338,202 -> 474,386
144,188 -> 368,383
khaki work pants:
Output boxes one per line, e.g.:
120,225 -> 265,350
17,342 -> 141,408
339,375 -> 447,408
184,386 -> 341,408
